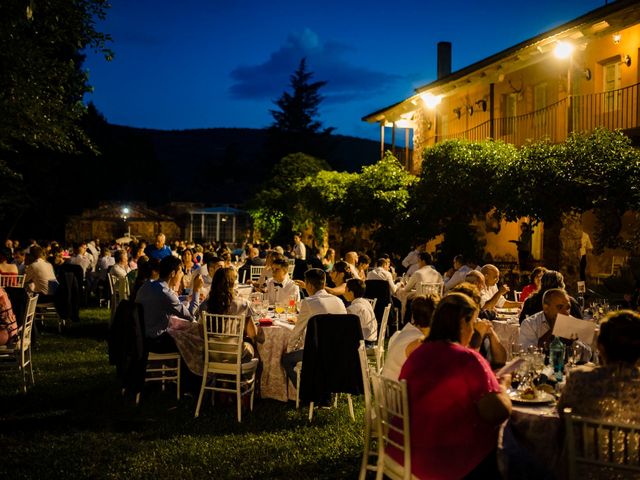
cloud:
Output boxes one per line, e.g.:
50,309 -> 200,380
229,28 -> 402,103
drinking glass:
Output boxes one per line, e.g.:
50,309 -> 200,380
274,302 -> 285,320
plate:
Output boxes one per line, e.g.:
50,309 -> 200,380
509,391 -> 555,404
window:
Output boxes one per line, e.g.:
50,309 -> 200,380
502,93 -> 517,135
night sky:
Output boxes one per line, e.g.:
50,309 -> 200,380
83,0 -> 606,141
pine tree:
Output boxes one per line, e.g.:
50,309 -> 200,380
270,58 -> 333,135
265,58 -> 334,165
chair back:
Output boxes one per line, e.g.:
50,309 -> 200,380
364,279 -> 393,325
418,282 -> 443,296
300,313 -> 364,402
201,312 -> 246,369
565,408 -> 640,479
20,294 -> 38,354
371,373 -> 411,479
374,304 -> 392,371
358,340 -> 373,415
0,274 -> 25,288
364,297 -> 378,310
250,265 -> 264,282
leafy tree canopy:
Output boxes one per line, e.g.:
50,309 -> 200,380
0,0 -> 112,155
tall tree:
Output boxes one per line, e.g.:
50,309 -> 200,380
0,0 -> 112,238
266,58 -> 334,164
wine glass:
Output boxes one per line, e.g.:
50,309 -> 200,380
274,302 -> 285,320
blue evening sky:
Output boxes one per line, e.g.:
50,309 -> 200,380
83,0 -> 606,141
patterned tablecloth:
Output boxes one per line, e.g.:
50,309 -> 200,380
168,317 -> 296,402
500,402 -> 565,479
256,323 -> 297,402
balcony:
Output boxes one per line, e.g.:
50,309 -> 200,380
425,82 -> 640,147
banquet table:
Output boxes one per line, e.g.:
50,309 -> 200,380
256,318 -> 297,402
168,313 -> 297,402
499,400 -> 565,479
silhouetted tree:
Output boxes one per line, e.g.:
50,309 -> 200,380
266,58 -> 334,165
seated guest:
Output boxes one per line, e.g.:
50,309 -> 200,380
201,256 -> 224,290
180,248 -> 200,292
401,244 -> 424,277
12,249 -> 26,275
135,256 -> 203,353
0,248 -> 18,275
520,288 -> 591,360
110,250 -> 130,279
237,247 -> 265,284
344,279 -> 377,346
451,282 -> 507,368
367,257 -> 398,294
393,292 -> 512,478
480,264 -> 521,311
396,252 -> 442,300
519,266 -> 546,303
558,309 -> 640,423
0,286 -> 18,346
282,268 -> 347,387
443,254 -> 472,292
519,270 -> 582,322
144,233 -> 172,261
382,294 -> 438,380
24,246 -> 58,302
265,257 -> 300,305
256,250 -> 280,290
324,260 -> 353,299
344,251 -> 361,279
204,267 -> 261,360
68,242 -> 92,277
356,254 -> 371,281
322,248 -> 335,271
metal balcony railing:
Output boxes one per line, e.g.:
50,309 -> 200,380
422,82 -> 640,148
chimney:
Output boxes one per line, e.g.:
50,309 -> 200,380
437,41 -> 452,80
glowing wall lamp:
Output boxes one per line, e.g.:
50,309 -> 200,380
420,92 -> 442,109
553,41 -> 574,59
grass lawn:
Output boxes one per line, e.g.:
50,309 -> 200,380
0,309 -> 365,479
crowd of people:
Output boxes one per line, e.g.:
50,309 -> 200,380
2,232 -> 640,479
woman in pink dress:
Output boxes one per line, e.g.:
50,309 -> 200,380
0,286 -> 18,346
393,292 -> 512,479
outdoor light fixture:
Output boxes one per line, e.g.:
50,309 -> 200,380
420,92 -> 442,109
121,207 -> 130,220
554,41 -> 574,59
453,107 -> 461,119
583,68 -> 592,80
466,105 -> 474,116
476,99 -> 487,112
623,54 -> 632,67
426,120 -> 433,130
612,33 -> 621,44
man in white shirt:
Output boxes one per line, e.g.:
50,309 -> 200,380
265,257 -> 300,305
443,254 -> 471,292
396,252 -> 443,300
519,287 -> 570,349
479,264 -> 520,311
25,245 -> 58,300
402,245 -> 425,277
110,250 -> 130,279
292,233 -> 306,261
282,268 -> 346,386
344,251 -> 361,279
68,242 -> 94,277
367,257 -> 398,294
344,279 -> 377,345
